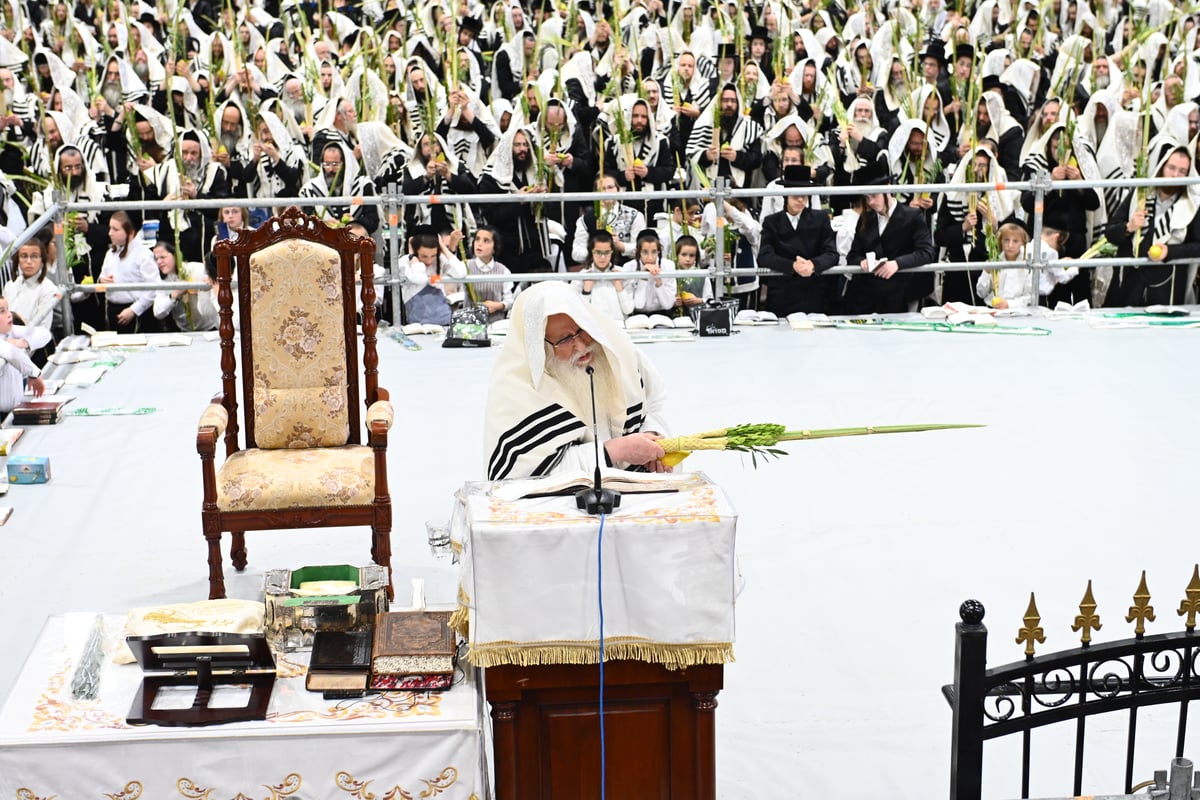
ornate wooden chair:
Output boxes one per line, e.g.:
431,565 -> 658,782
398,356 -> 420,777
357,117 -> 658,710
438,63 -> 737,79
197,207 -> 393,601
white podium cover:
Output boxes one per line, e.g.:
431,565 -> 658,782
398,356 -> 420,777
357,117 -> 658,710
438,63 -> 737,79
0,615 -> 485,800
453,472 -> 738,668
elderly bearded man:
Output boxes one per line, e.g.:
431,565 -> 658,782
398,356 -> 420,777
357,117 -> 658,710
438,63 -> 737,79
483,282 -> 670,481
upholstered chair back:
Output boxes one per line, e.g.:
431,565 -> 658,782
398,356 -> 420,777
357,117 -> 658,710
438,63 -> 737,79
247,239 -> 350,449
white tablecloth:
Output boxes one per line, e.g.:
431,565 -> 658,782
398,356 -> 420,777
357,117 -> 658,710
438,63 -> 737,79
0,614 -> 486,799
453,473 -> 738,668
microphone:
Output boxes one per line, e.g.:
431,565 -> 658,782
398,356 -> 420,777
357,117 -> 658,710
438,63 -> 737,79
576,365 -> 621,514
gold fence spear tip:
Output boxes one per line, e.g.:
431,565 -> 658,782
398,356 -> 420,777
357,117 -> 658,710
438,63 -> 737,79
1125,569 -> 1156,636
1016,592 -> 1046,657
1072,579 -> 1102,645
1177,564 -> 1200,631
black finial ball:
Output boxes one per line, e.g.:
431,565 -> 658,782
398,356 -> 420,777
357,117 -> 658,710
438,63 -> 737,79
960,599 -> 985,625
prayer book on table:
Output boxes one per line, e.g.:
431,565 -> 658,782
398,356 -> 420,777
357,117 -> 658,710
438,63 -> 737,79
371,611 -> 456,677
625,313 -> 693,330
734,309 -> 779,325
11,398 -> 71,425
306,629 -> 373,697
401,323 -> 446,336
89,331 -> 148,348
786,312 -> 832,330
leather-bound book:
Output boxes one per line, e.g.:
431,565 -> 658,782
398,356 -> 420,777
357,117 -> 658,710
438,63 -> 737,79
371,611 -> 455,676
306,629 -> 373,697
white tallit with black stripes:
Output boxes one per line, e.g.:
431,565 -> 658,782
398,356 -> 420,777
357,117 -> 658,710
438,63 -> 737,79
483,282 -> 669,481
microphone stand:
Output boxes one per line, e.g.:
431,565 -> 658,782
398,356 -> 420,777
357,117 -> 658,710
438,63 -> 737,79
576,365 -> 621,515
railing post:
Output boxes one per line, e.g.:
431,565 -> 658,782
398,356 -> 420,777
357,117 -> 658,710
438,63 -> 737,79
52,190 -> 74,335
949,600 -> 988,800
1028,170 -> 1051,307
711,177 -> 731,302
384,184 -> 403,326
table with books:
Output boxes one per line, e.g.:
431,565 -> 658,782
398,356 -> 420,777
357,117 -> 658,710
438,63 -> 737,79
451,470 -> 737,799
0,614 -> 486,799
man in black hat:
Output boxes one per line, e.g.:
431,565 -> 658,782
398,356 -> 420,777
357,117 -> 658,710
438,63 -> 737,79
918,38 -> 951,105
758,165 -> 839,314
844,164 -> 935,314
748,25 -> 774,84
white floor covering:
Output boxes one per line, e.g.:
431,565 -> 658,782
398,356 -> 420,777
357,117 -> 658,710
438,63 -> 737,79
3,310 -> 1200,799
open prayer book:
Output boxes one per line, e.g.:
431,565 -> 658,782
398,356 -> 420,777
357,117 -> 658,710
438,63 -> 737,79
491,469 -> 695,502
625,314 -> 694,330
401,323 -> 446,336
734,310 -> 779,325
88,331 -> 148,348
786,312 -> 832,330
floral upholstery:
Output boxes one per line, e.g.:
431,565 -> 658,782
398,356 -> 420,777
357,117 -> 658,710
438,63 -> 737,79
198,403 -> 228,436
248,239 -> 349,449
216,446 -> 376,511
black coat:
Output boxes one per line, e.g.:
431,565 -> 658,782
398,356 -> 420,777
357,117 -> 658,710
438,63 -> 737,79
845,202 -> 936,314
758,208 -> 839,315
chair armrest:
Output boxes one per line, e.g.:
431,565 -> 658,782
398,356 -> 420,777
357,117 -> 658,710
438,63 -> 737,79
197,403 -> 229,454
366,399 -> 394,431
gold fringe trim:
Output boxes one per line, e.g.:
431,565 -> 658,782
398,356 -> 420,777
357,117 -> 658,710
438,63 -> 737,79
450,586 -> 472,639
466,640 -> 734,670
449,605 -> 470,639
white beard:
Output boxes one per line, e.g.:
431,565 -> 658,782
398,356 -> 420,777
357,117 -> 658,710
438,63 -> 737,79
543,344 -> 626,437
1094,73 -> 1109,90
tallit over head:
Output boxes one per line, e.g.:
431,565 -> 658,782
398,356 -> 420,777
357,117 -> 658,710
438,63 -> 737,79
482,281 -> 646,481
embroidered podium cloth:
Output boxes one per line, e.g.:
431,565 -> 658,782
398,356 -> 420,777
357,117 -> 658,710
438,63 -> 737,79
453,472 -> 738,668
0,614 -> 485,800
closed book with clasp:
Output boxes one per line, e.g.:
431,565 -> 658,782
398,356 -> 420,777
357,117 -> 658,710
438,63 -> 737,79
371,611 -> 455,676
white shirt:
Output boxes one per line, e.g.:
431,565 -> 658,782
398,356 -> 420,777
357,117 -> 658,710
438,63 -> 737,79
99,239 -> 160,315
399,251 -> 466,304
3,274 -> 60,330
573,266 -> 634,321
0,324 -> 50,413
620,257 -> 678,313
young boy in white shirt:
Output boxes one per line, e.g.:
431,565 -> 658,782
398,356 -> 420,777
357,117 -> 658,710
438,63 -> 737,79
0,297 -> 48,415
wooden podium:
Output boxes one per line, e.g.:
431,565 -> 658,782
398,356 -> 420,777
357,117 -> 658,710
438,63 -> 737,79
452,474 -> 738,800
486,660 -> 723,800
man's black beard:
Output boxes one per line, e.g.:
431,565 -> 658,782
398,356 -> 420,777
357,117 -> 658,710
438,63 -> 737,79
413,88 -> 427,103
630,123 -> 646,138
61,172 -> 82,191
720,113 -> 736,134
513,152 -> 531,171
976,121 -> 988,138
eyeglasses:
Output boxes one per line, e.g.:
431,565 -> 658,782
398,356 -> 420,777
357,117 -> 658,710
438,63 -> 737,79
591,249 -> 612,256
17,252 -> 41,261
545,327 -> 588,350
321,161 -> 343,168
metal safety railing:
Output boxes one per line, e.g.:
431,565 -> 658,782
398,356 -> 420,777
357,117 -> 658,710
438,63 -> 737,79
16,169 -> 1200,332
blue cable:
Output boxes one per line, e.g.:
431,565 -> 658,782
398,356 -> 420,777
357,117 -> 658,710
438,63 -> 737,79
597,511 -> 606,800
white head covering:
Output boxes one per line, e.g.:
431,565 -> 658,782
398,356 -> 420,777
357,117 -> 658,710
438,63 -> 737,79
482,281 -> 645,480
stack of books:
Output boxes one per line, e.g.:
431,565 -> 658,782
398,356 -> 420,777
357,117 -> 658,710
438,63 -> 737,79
11,398 -> 70,425
305,610 -> 457,698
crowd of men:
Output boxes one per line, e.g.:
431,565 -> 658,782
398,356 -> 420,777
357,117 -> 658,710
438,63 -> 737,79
2,0 -> 1199,334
